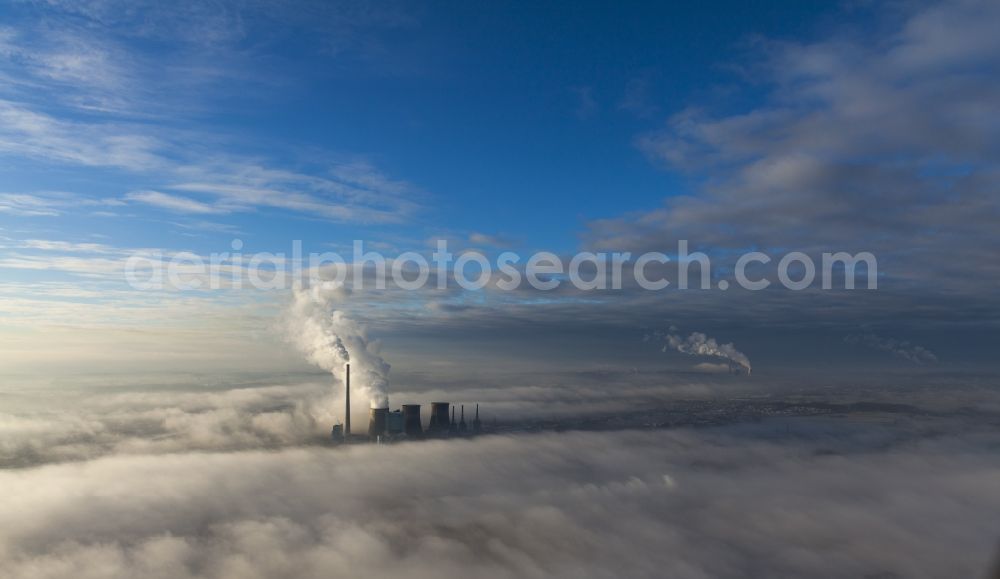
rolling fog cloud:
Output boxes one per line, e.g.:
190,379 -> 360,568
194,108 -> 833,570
4,370 -> 1000,578
0,371 -> 743,468
3,427 -> 1000,579
0,382 -> 337,468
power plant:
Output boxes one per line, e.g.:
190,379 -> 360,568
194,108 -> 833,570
332,363 -> 486,444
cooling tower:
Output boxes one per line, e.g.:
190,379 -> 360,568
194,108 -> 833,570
402,404 -> 423,437
387,409 -> 404,435
428,402 -> 450,434
368,407 -> 388,439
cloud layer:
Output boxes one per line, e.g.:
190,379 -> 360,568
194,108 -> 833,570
584,0 -> 1000,332
3,424 -> 1000,579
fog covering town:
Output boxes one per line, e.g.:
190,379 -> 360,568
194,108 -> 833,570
3,0 -> 1000,578
5,365 -> 1000,578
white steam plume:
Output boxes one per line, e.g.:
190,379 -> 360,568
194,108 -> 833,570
285,286 -> 391,408
661,331 -> 752,375
845,333 -> 938,365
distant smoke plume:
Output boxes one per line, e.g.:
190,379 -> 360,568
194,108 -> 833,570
845,333 -> 938,365
659,331 -> 752,375
285,286 -> 390,408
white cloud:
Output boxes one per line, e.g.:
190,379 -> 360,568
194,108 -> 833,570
0,100 -> 165,170
0,98 -> 420,223
20,240 -> 118,253
170,158 -> 421,224
0,193 -> 63,216
1,423 -> 999,578
125,190 -> 223,214
580,0 -> 1000,330
468,232 -> 515,248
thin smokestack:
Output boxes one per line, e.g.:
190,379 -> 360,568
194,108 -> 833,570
344,363 -> 351,439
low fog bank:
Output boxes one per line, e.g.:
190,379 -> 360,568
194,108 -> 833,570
5,369 -> 1000,468
0,381 -> 338,468
3,427 -> 1000,579
0,369 -> 756,468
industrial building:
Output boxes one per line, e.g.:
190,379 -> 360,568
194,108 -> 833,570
331,363 -> 484,444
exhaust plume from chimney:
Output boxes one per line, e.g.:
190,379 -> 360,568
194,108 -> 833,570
368,407 -> 388,439
659,330 -> 752,375
284,286 -> 391,410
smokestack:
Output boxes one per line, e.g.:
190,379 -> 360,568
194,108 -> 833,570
344,363 -> 351,440
368,407 -> 388,439
472,404 -> 481,434
428,402 -> 450,435
459,404 -> 467,433
402,404 -> 422,437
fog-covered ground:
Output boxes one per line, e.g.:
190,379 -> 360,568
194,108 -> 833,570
3,371 -> 1000,578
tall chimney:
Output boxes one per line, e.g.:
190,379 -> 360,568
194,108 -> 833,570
472,403 -> 481,434
344,363 -> 351,440
459,404 -> 467,433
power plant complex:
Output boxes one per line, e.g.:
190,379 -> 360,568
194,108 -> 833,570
331,363 -> 483,444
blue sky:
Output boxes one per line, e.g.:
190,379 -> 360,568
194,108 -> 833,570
0,0 -> 837,252
2,0 -> 999,376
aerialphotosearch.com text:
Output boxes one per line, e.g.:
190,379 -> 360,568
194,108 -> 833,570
124,239 -> 878,292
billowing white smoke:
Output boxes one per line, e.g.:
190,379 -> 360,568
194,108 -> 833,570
285,286 -> 390,408
662,331 -> 752,375
845,333 -> 938,365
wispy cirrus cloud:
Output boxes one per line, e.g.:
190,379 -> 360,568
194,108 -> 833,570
468,232 -> 517,247
0,1 -> 418,116
19,239 -> 118,254
125,190 -> 224,215
0,192 -> 122,217
0,100 -> 421,223
0,1 -> 426,226
0,193 -> 63,217
170,179 -> 415,223
0,100 -> 165,171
